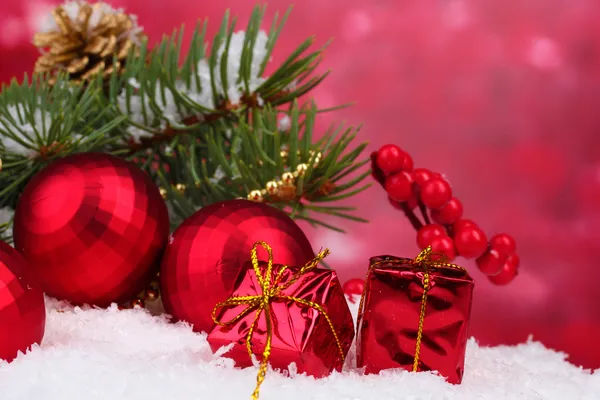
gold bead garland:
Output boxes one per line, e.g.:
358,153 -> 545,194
246,149 -> 324,203
160,182 -> 197,200
119,274 -> 161,310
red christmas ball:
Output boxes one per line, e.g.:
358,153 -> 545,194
454,225 -> 488,259
343,278 -> 365,297
431,197 -> 463,225
488,254 -> 520,285
13,153 -> 170,307
0,240 -> 46,362
420,177 -> 452,209
385,171 -> 414,202
160,199 -> 315,333
417,224 -> 446,249
429,235 -> 456,260
376,144 -> 410,174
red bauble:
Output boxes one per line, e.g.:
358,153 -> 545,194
376,144 -> 409,174
431,197 -> 463,225
160,199 -> 315,334
0,240 -> 46,362
429,235 -> 456,260
488,254 -> 520,285
343,278 -> 365,297
13,153 -> 170,307
420,177 -> 452,209
454,225 -> 488,259
416,224 -> 446,249
385,171 -> 414,202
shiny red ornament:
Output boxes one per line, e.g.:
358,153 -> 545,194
0,240 -> 46,362
343,278 -> 365,297
160,199 -> 315,334
208,257 -> 354,377
13,153 -> 170,307
357,254 -> 473,384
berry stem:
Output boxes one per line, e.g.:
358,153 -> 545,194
418,200 -> 431,225
401,202 -> 424,231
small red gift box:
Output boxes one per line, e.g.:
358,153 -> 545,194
208,241 -> 354,382
356,247 -> 474,384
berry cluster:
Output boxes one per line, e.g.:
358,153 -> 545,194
371,144 -> 519,285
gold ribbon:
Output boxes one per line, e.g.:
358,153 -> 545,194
212,241 -> 346,400
357,246 -> 466,372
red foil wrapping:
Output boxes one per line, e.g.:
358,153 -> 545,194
356,252 -> 474,384
207,249 -> 354,378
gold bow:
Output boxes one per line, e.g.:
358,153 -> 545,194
212,241 -> 345,400
357,246 -> 466,372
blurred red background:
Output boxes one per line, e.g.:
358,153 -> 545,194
2,0 -> 600,370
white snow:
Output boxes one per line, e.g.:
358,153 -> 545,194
118,30 -> 270,143
0,296 -> 598,400
0,105 -> 51,157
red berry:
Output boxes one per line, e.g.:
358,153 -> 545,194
476,248 -> 506,275
489,233 -> 516,257
431,197 -> 463,225
406,195 -> 419,210
454,225 -> 488,259
488,254 -> 519,285
453,219 -> 477,232
420,177 -> 452,209
376,144 -> 408,174
429,236 -> 456,260
401,153 -> 414,171
385,171 -> 414,202
343,278 -> 365,298
413,168 -> 435,187
417,224 -> 446,249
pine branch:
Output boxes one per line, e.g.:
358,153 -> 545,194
0,4 -> 370,237
104,6 -> 330,158
0,73 -> 126,208
155,102 -> 369,228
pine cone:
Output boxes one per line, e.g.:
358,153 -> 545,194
33,1 -> 144,83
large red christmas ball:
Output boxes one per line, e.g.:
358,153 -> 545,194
0,240 -> 46,362
161,199 -> 315,333
13,152 -> 170,307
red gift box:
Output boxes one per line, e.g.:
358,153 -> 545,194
208,241 -> 354,395
356,247 -> 474,384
